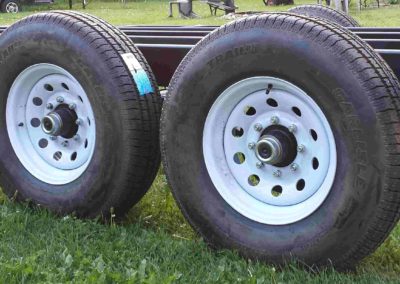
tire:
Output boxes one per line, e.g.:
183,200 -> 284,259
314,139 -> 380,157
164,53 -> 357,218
1,0 -> 21,13
0,11 -> 161,218
161,13 -> 400,268
288,4 -> 360,27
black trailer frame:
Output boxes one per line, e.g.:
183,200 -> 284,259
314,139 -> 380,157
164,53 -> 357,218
0,25 -> 399,86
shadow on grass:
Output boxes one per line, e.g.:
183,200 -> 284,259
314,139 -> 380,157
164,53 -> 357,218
125,169 -> 197,240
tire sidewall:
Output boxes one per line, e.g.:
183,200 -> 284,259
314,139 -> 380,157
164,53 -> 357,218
288,5 -> 359,27
0,23 -> 129,215
163,27 -> 382,263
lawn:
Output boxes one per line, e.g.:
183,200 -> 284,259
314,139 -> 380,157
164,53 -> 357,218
0,0 -> 399,283
0,0 -> 399,26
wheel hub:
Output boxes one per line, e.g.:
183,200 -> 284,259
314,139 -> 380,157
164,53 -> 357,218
255,135 -> 282,165
255,125 -> 298,167
6,64 -> 96,185
203,76 -> 337,225
42,105 -> 78,138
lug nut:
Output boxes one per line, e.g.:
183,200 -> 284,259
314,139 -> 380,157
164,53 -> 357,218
248,142 -> 256,150
290,163 -> 299,171
254,123 -> 263,132
61,141 -> 69,147
297,145 -> 305,153
256,162 -> 264,169
75,119 -> 82,126
288,124 -> 297,133
69,103 -> 76,110
270,116 -> 279,125
273,170 -> 281,177
56,97 -> 64,103
46,103 -> 53,110
73,134 -> 80,141
49,136 -> 57,141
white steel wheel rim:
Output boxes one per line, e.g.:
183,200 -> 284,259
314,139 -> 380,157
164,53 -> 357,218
203,77 -> 337,225
6,64 -> 96,185
6,2 -> 18,13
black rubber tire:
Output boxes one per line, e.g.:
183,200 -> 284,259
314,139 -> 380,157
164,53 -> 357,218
288,5 -> 360,27
0,12 -> 161,218
161,13 -> 400,268
0,0 -> 21,13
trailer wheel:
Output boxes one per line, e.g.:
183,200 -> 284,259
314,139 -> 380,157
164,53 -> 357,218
0,12 -> 161,218
288,5 -> 360,27
1,0 -> 20,13
161,13 -> 400,268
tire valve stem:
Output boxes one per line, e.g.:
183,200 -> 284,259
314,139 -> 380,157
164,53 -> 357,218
265,84 -> 273,95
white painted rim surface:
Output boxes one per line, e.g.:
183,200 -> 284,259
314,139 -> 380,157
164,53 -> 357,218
203,77 -> 337,225
6,64 -> 96,185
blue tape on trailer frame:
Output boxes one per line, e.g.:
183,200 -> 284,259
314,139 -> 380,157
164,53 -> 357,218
121,53 -> 154,96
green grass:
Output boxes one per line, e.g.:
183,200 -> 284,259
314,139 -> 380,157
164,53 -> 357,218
0,202 -> 399,283
0,0 -> 399,26
0,0 -> 399,282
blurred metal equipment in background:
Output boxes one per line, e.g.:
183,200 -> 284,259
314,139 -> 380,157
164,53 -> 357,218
169,0 -> 197,18
204,0 -> 237,15
169,0 -> 237,18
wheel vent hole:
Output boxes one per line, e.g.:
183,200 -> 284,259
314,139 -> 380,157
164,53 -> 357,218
61,83 -> 69,90
312,157 -> 319,170
296,179 -> 305,191
87,117 -> 91,126
232,127 -> 244,137
53,151 -> 62,161
44,84 -> 54,92
292,107 -> 302,117
266,98 -> 278,107
78,96 -> 83,103
271,185 -> 282,197
84,139 -> 88,149
30,118 -> 41,128
33,97 -> 43,106
38,139 -> 48,149
248,175 -> 260,186
244,106 -> 256,116
310,129 -> 318,141
233,152 -> 245,164
71,152 -> 77,161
